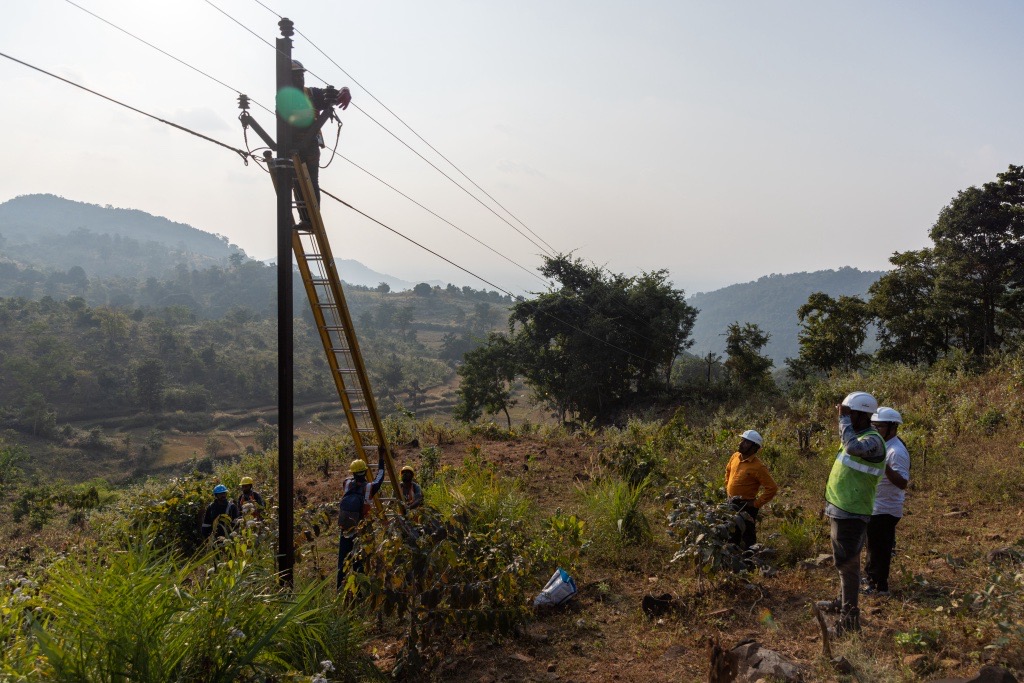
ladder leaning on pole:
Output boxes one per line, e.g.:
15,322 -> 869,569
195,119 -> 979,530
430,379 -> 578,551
280,155 -> 405,516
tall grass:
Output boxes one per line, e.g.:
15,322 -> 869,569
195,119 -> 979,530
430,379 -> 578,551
578,476 -> 652,555
20,530 -> 374,682
423,451 -> 530,528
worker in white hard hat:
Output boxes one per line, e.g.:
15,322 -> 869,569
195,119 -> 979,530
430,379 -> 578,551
290,59 -> 352,208
724,429 -> 778,553
864,407 -> 910,596
816,391 -> 887,636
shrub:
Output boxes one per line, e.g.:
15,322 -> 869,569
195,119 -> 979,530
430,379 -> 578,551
349,508 -> 532,679
423,450 -> 530,529
28,531 -> 374,682
579,475 -> 651,554
666,469 -> 749,579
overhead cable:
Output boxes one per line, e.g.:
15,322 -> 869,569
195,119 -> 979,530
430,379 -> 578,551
321,189 -> 655,365
247,0 -> 558,257
62,0 -> 553,293
214,0 -> 555,258
62,0 -> 274,116
0,50 -> 252,163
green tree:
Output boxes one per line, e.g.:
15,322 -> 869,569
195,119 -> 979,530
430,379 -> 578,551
253,420 -> 277,452
792,292 -> 872,375
375,281 -> 390,295
724,322 -> 774,390
508,254 -> 697,422
454,333 -> 519,428
380,353 -> 405,397
869,249 -> 948,364
203,435 -> 224,459
135,359 -> 166,412
930,165 -> 1024,355
413,282 -> 433,297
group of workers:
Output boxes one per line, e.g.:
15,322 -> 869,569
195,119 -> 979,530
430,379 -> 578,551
200,476 -> 265,539
724,391 -> 910,637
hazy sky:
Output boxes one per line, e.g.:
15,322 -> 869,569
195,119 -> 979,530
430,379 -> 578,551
2,1 -> 1022,295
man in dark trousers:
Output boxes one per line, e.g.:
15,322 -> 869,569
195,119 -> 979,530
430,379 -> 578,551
201,484 -> 240,540
724,429 -> 778,552
864,407 -> 910,595
337,447 -> 386,589
290,59 -> 351,209
817,391 -> 887,636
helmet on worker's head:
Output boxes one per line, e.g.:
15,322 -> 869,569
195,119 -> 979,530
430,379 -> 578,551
871,407 -> 903,424
350,459 -> 368,474
213,484 -> 228,494
401,465 -> 414,475
291,59 -> 305,72
739,429 -> 763,447
240,476 -> 253,486
842,391 -> 878,415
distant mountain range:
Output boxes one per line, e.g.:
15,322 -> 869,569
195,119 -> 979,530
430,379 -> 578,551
1,194 -> 885,360
687,267 -> 883,363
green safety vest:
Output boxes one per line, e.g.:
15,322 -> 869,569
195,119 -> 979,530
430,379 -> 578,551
825,428 -> 885,516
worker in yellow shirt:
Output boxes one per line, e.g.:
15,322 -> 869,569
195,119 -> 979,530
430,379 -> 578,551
724,429 -> 778,551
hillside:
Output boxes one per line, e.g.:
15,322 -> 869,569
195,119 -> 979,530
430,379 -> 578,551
688,267 -> 884,363
0,194 -> 242,277
0,362 -> 1021,681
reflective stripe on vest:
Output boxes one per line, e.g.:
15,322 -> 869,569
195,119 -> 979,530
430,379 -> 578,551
825,428 -> 884,516
837,454 -> 883,477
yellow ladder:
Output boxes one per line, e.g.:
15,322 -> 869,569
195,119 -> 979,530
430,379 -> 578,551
285,155 -> 405,515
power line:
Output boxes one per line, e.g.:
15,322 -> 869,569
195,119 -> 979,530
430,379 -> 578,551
60,0 -> 553,296
62,0 -> 275,117
350,102 -> 555,258
182,3 -> 665,346
248,0 -> 559,257
336,154 -> 550,288
216,0 -> 556,258
321,189 -> 656,365
0,50 -> 253,164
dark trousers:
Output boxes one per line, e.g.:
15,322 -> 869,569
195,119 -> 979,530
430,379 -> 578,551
337,534 -> 355,590
830,516 -> 868,617
730,499 -> 760,550
295,150 -> 321,213
865,514 -> 900,592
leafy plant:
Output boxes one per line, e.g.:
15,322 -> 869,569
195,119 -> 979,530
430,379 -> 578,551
579,476 -> 651,554
348,507 -> 532,679
666,469 -> 750,579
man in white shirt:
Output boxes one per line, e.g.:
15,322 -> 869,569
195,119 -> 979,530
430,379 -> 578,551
865,407 -> 910,595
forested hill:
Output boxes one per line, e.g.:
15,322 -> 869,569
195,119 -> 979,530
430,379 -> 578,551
0,194 -> 242,278
688,267 -> 884,363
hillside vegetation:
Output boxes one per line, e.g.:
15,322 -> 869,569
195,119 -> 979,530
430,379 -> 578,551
0,360 -> 1022,681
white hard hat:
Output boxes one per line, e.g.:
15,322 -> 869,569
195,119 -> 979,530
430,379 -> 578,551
871,407 -> 903,424
739,429 -> 763,447
842,391 -> 878,414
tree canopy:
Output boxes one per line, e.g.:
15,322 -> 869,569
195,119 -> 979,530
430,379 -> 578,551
455,255 -> 697,424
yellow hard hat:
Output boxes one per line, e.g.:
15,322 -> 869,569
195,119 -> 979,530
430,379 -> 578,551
350,459 -> 368,474
240,476 -> 253,486
401,465 -> 414,475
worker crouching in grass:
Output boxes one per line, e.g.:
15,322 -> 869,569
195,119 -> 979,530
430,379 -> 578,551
724,429 -> 778,558
817,391 -> 887,636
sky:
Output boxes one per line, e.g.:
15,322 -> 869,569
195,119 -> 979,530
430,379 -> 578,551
1,0 -> 1022,295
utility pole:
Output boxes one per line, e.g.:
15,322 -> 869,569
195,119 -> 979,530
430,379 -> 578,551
275,17 -> 295,585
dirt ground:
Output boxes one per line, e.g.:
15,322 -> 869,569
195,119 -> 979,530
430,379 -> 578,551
337,435 -> 1024,683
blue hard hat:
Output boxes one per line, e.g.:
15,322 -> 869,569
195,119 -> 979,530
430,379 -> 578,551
213,484 -> 228,494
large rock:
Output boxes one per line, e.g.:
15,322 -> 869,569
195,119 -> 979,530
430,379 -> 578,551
728,640 -> 804,683
928,665 -> 1019,683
